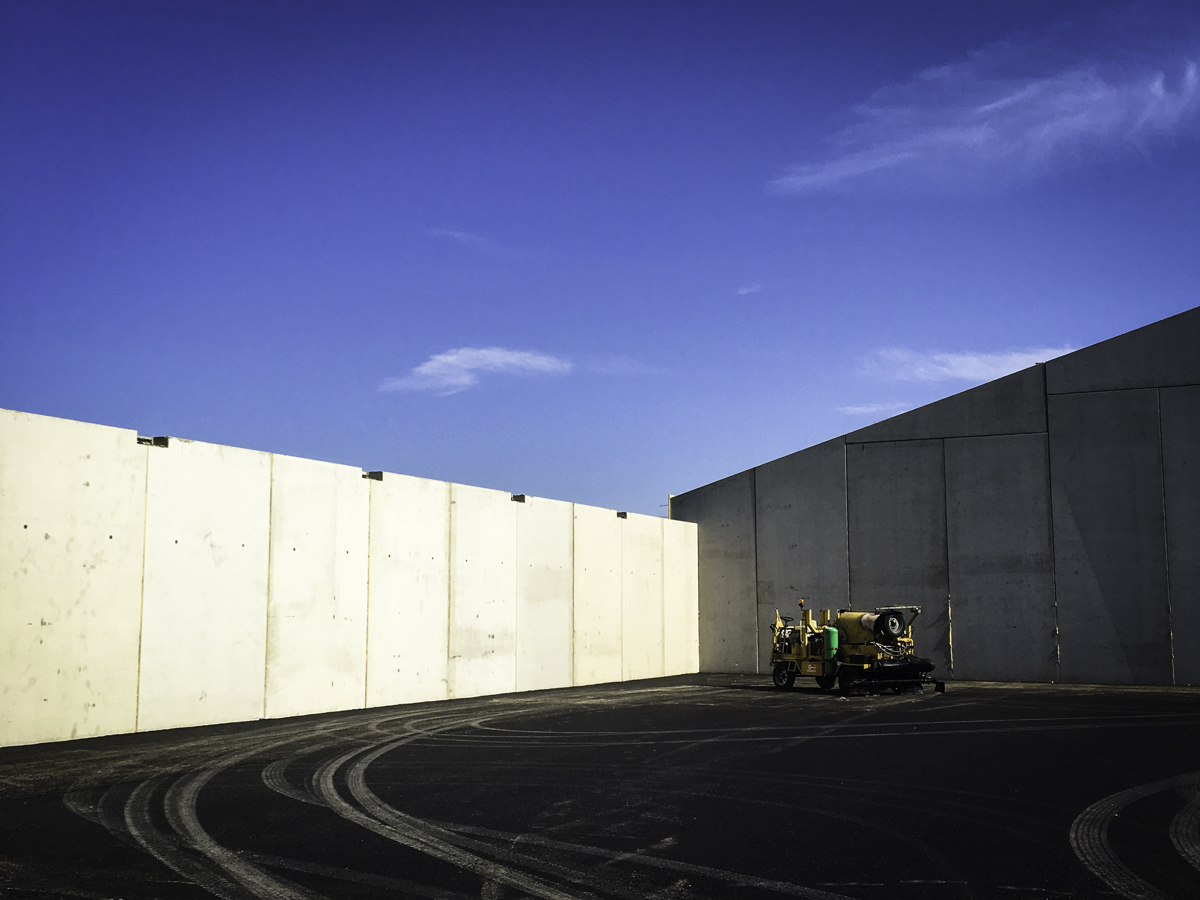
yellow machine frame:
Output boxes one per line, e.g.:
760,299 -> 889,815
769,600 -> 930,692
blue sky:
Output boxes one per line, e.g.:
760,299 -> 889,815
3,1 -> 1198,515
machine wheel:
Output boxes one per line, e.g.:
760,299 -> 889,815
877,611 -> 905,639
772,663 -> 796,690
815,673 -> 838,691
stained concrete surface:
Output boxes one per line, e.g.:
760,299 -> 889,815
1045,305 -> 1200,394
670,471 -> 758,674
1049,390 -> 1173,685
846,365 -> 1046,444
1161,385 -> 1200,687
1,677 -> 1199,900
944,433 -> 1056,683
754,438 -> 849,672
846,440 -> 951,677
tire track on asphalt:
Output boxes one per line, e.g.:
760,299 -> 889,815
124,775 -> 255,900
345,710 -> 859,900
1069,771 -> 1200,900
1169,778 -> 1200,874
313,710 -> 592,900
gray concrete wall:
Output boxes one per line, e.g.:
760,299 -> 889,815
1048,390 -> 1173,684
753,438 -> 848,672
945,433 -> 1056,682
847,365 -> 1047,443
847,439 -> 952,676
672,305 -> 1198,686
668,471 -> 758,673
1161,385 -> 1200,686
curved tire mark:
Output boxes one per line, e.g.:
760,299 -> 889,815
1069,771 -> 1199,900
1169,778 -> 1200,874
124,775 -> 253,900
313,713 -> 588,900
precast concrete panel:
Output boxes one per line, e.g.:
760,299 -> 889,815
365,474 -> 450,706
1046,305 -> 1200,394
1049,391 -> 1173,684
847,366 -> 1046,444
754,438 -> 848,672
265,455 -> 369,718
663,520 -> 700,676
1161,385 -> 1200,686
572,503 -> 622,685
944,434 -> 1056,682
448,483 -> 517,698
515,497 -> 574,692
847,440 -> 951,676
621,513 -> 665,681
669,472 -> 757,673
0,410 -> 146,747
138,439 -> 271,732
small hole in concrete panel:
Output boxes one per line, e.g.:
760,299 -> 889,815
23,525 -> 27,529
175,540 -> 178,544
109,535 -> 112,539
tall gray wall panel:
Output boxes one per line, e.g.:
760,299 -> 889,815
944,434 -> 1056,682
1161,385 -> 1200,686
847,440 -> 952,677
1049,390 -> 1173,684
669,472 -> 758,673
847,366 -> 1046,444
754,437 -> 849,673
1046,306 -> 1200,394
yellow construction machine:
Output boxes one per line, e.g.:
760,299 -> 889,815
770,601 -> 943,694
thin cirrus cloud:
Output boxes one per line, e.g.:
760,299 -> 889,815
737,283 -> 762,296
861,346 -> 1076,383
379,347 -> 572,395
772,37 -> 1200,193
428,228 -> 506,256
839,401 -> 914,416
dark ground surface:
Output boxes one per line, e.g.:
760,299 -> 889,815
1,675 -> 1198,900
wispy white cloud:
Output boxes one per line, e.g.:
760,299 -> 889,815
861,346 -> 1075,383
578,355 -> 662,376
380,347 -> 572,395
737,283 -> 762,296
428,228 -> 506,255
839,401 -> 914,416
772,38 -> 1200,193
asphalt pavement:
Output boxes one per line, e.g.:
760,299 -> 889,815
1,675 -> 1198,900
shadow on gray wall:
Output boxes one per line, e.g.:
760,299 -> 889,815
671,306 -> 1200,686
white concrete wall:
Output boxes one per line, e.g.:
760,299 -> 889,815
663,520 -> 700,676
448,483 -> 518,699
0,411 -> 147,746
0,407 -> 699,748
516,497 -> 574,692
365,474 -> 450,706
572,504 -> 623,685
621,513 -> 666,681
264,454 -> 369,719
137,439 -> 272,732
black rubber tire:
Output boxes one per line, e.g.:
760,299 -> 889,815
772,663 -> 796,690
877,611 -> 905,639
815,673 -> 837,691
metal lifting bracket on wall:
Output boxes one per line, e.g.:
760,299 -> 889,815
510,493 -> 526,502
362,471 -> 383,481
136,436 -> 169,447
